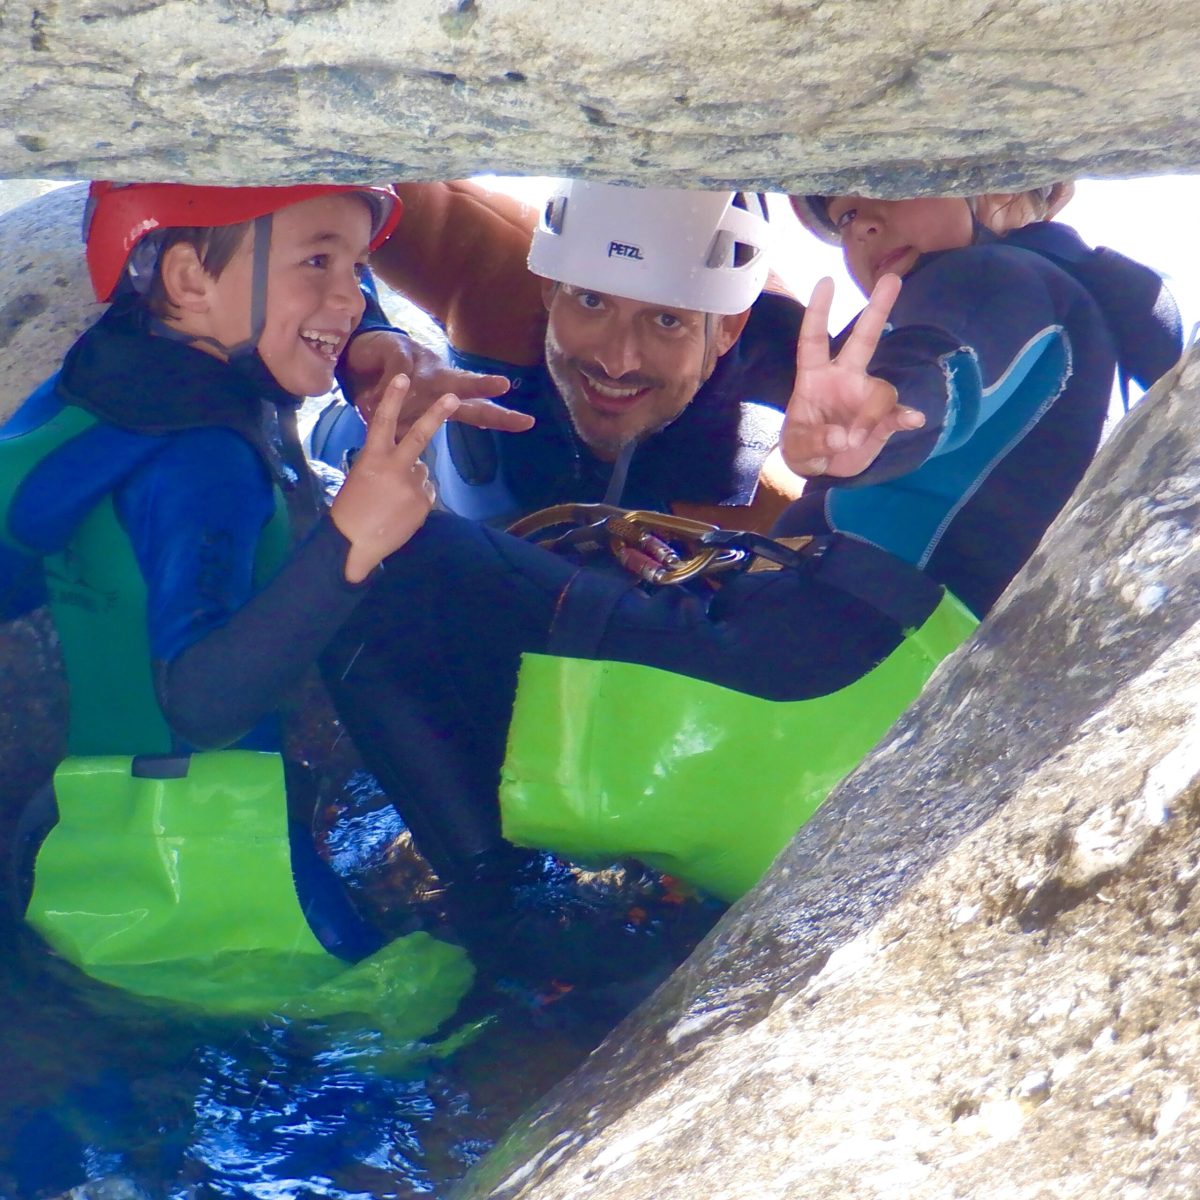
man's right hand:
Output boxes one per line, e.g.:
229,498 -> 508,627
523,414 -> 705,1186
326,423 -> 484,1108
344,329 -> 534,436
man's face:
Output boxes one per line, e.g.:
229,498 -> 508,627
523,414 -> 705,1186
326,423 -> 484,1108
210,193 -> 371,397
542,283 -> 723,462
823,196 -> 975,295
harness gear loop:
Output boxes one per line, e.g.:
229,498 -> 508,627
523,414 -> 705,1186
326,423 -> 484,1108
508,503 -> 815,586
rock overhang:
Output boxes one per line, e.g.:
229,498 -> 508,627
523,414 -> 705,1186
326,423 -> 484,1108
1,0 -> 1198,193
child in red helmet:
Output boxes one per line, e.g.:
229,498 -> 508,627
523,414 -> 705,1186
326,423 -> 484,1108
0,182 -> 473,1025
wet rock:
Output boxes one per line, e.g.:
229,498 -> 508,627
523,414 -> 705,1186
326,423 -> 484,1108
454,349 -> 1200,1198
0,184 -> 103,423
0,609 -> 66,820
53,1179 -> 151,1200
0,3 -> 1198,192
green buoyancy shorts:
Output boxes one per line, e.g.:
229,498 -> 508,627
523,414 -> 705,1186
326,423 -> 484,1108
26,752 -> 473,1036
500,590 -> 976,902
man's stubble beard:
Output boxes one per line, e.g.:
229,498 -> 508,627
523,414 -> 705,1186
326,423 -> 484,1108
543,331 -> 716,465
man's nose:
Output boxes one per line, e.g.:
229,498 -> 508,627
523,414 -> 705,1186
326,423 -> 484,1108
591,325 -> 642,378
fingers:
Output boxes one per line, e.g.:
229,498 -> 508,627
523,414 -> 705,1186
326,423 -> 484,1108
873,405 -> 926,438
792,407 -> 925,477
410,457 -> 437,504
362,372 -> 410,449
841,377 -> 903,448
438,369 -> 512,402
451,397 -> 536,432
796,277 -> 835,373
780,421 -> 847,477
838,273 -> 901,374
394,392 -> 461,467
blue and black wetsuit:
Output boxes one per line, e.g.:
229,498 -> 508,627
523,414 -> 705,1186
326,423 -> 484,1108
4,298 -> 384,960
774,223 -> 1182,616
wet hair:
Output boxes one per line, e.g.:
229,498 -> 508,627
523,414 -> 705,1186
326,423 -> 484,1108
798,183 -> 1069,244
979,187 -> 1053,224
141,222 -> 252,317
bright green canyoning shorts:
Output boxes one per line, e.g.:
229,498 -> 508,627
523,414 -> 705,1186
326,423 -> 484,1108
26,751 -> 473,1038
500,590 -> 976,902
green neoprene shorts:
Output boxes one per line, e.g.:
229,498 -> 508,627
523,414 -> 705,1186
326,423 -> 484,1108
500,590 -> 976,901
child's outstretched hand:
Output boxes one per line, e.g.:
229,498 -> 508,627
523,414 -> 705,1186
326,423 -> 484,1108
781,274 -> 925,478
331,374 -> 460,583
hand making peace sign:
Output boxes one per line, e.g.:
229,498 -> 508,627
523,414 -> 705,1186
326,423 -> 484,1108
331,373 -> 460,583
780,274 -> 925,478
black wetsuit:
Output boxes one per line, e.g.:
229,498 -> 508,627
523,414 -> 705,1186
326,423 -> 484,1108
320,225 -> 1181,888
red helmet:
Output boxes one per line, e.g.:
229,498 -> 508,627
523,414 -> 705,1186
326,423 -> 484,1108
83,182 -> 403,301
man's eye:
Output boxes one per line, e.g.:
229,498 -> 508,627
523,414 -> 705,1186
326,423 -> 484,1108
577,292 -> 603,309
655,313 -> 682,330
306,254 -> 329,269
833,208 -> 856,230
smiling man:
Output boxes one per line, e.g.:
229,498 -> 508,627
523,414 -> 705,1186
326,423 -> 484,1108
318,179 -> 809,531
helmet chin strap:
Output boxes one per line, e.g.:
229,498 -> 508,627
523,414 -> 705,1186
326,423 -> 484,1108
965,197 -> 993,245
602,436 -> 640,505
148,214 -> 274,367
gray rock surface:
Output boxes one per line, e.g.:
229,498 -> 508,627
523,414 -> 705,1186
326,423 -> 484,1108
454,344 -> 1200,1197
0,183 -> 103,422
2,1 -> 1200,193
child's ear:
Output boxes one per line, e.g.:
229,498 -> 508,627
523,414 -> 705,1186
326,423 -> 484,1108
158,242 -> 216,315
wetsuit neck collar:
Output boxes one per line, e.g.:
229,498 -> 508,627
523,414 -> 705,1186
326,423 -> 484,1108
58,296 -> 297,445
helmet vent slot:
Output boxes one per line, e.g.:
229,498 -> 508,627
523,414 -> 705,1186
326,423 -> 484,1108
543,195 -> 567,235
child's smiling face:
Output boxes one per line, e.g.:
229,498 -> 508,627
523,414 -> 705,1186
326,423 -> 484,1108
210,192 -> 372,397
823,196 -> 976,294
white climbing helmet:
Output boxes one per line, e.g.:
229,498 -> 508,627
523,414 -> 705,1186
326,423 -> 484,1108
528,181 -> 771,316
792,183 -> 1076,245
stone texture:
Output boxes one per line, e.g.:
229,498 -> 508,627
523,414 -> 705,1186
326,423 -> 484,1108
454,344 -> 1200,1197
1,1 -> 1199,194
0,183 -> 104,421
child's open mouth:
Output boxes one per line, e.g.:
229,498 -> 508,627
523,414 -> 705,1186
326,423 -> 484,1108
300,329 -> 343,361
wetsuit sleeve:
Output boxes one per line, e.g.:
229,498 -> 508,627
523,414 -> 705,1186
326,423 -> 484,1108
834,245 -> 1072,487
354,267 -> 404,336
368,181 -> 547,366
159,516 -> 368,750
334,267 -> 406,404
115,429 -> 368,749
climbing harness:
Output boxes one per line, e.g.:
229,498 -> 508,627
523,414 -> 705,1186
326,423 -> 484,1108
509,503 -> 816,587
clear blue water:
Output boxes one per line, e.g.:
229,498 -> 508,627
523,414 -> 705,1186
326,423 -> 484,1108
0,771 -> 722,1199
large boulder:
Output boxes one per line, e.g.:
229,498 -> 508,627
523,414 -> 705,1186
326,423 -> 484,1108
0,184 -> 102,423
0,185 -> 90,808
2,1 -> 1199,193
453,344 -> 1200,1198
